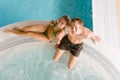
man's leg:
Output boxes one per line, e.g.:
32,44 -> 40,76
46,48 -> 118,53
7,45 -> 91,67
68,54 -> 78,69
53,48 -> 66,62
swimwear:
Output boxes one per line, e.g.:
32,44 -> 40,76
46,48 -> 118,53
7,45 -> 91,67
43,24 -> 57,38
43,26 -> 49,38
43,23 -> 65,38
58,35 -> 83,57
52,23 -> 57,37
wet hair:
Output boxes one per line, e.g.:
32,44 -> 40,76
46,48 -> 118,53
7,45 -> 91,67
61,15 -> 71,23
71,18 -> 83,25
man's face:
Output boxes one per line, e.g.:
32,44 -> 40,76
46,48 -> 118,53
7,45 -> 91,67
56,18 -> 67,29
67,22 -> 83,36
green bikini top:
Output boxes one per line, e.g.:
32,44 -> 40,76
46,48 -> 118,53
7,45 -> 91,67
51,23 -> 66,37
47,22 -> 66,37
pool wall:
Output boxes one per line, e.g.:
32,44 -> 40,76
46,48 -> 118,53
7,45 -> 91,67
92,0 -> 120,52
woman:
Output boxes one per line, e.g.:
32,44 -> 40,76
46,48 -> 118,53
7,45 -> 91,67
4,15 -> 70,42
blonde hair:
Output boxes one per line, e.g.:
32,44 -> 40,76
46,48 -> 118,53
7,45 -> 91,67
71,18 -> 83,26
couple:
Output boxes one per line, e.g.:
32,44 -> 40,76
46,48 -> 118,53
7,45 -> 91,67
4,16 -> 100,69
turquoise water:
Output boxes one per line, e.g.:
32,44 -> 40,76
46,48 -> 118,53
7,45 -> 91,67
0,42 -> 116,80
0,0 -> 92,30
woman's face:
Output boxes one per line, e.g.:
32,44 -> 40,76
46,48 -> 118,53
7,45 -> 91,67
56,18 -> 67,29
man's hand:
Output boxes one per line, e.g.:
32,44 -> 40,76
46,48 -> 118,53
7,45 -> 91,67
92,36 -> 101,44
95,36 -> 101,42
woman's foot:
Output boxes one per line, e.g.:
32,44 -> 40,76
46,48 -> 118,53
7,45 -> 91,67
4,29 -> 13,33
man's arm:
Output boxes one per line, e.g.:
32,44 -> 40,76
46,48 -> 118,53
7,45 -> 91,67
88,31 -> 101,44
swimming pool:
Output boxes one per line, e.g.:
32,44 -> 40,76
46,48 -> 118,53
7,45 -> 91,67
0,21 -> 120,80
0,0 -> 92,30
0,37 -> 119,80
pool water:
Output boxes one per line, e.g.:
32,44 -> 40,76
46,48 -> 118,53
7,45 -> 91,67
0,0 -> 92,30
0,42 -> 115,80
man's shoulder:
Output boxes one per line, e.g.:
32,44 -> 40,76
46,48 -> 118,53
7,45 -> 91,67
84,27 -> 90,31
83,28 -> 91,34
83,27 -> 92,39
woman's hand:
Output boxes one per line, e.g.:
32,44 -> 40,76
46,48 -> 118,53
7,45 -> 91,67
54,44 -> 59,49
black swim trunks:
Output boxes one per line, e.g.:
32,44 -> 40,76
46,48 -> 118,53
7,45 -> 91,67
58,35 -> 83,57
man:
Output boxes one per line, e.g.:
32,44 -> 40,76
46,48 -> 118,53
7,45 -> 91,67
53,18 -> 100,69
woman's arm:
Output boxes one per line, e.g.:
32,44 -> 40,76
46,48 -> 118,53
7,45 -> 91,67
56,30 -> 66,44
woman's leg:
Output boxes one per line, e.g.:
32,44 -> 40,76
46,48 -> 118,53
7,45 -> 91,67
53,48 -> 66,62
4,29 -> 29,37
27,32 -> 49,42
68,54 -> 78,69
4,29 -> 49,42
47,26 -> 55,41
13,24 -> 48,33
